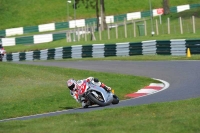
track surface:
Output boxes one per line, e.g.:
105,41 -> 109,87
2,60 -> 200,122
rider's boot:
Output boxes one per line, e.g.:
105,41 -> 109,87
81,97 -> 89,108
81,101 -> 88,108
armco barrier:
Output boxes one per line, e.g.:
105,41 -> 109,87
0,3 -> 200,37
2,39 -> 200,62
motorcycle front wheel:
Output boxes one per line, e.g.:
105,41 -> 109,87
112,95 -> 119,104
87,93 -> 112,106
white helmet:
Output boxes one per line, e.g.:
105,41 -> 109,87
67,79 -> 77,91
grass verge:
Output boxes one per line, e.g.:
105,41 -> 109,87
57,55 -> 200,61
0,62 -> 158,120
0,97 -> 199,133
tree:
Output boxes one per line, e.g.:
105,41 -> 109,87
75,0 -> 107,31
100,0 -> 107,30
163,0 -> 170,15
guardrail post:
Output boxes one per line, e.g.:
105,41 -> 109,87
156,19 -> 159,35
124,18 -> 127,38
115,23 -> 118,39
192,16 -> 195,33
168,18 -> 170,34
91,26 -> 96,41
77,27 -> 80,41
132,20 -> 136,37
85,25 -> 88,41
107,25 -> 110,40
179,17 -> 183,34
82,27 -> 84,38
144,20 -> 147,36
66,32 -> 71,42
99,26 -> 102,40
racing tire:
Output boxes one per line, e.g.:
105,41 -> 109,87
83,105 -> 89,108
112,95 -> 119,104
87,93 -> 112,106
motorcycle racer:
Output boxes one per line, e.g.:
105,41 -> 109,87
67,77 -> 111,108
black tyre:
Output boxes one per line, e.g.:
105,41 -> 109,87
83,105 -> 89,108
0,55 -> 2,61
87,93 -> 112,106
112,95 -> 119,104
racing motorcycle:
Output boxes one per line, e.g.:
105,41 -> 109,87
77,80 -> 119,108
0,47 -> 6,61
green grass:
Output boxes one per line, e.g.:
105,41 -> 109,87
0,58 -> 199,133
0,0 -> 199,30
1,1 -> 200,132
1,97 -> 199,133
0,62 -> 158,120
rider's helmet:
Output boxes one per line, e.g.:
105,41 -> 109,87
67,79 -> 77,91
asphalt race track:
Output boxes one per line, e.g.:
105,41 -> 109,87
1,60 -> 200,122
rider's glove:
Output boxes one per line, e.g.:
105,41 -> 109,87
104,86 -> 111,91
107,87 -> 111,91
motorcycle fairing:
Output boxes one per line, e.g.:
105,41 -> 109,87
87,82 -> 113,103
